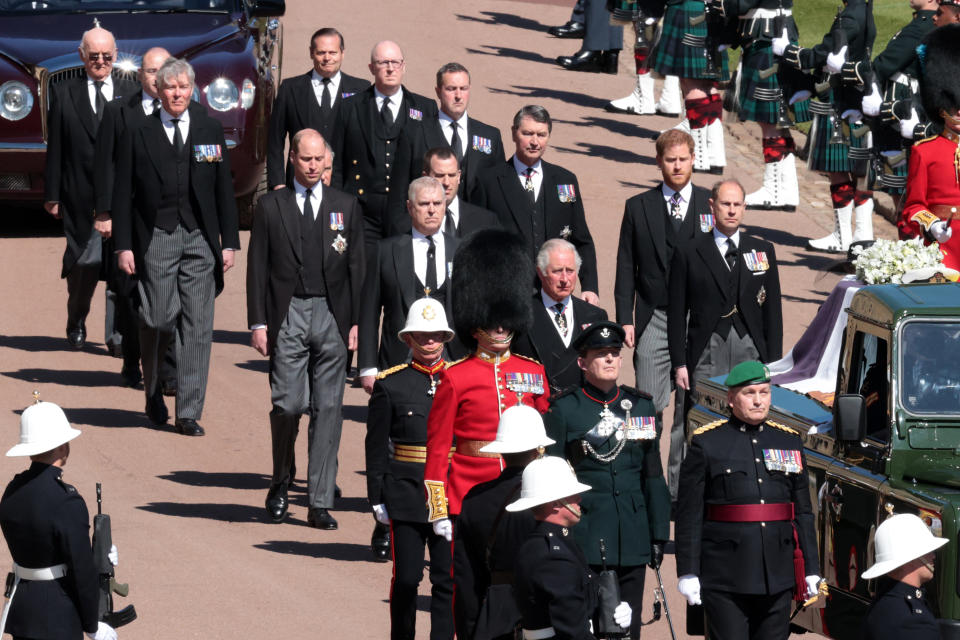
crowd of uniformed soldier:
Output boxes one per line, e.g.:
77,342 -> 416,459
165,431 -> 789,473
8,0 -> 960,638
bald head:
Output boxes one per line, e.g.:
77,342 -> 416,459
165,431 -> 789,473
139,47 -> 171,99
289,128 -> 328,188
369,40 -> 405,95
79,27 -> 116,81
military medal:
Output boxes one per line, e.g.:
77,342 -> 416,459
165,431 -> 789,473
699,214 -> 715,233
625,416 -> 657,440
744,250 -> 769,272
505,372 -> 545,401
331,233 -> 347,254
763,449 -> 803,473
472,135 -> 492,154
329,212 -> 344,231
557,184 -> 577,203
408,108 -> 423,121
757,285 -> 767,307
581,387 -> 627,462
342,91 -> 356,99
560,225 -> 572,239
412,359 -> 445,396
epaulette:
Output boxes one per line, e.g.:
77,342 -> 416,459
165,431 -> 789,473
619,385 -> 652,400
445,355 -> 469,369
376,363 -> 408,380
513,353 -> 542,365
692,418 -> 726,436
548,387 -> 576,405
915,134 -> 938,146
57,479 -> 78,495
766,420 -> 798,435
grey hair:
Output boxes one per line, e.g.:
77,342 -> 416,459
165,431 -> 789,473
408,175 -> 444,202
512,105 -> 552,132
156,57 -> 195,90
536,238 -> 581,273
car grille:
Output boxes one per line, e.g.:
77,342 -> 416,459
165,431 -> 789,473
46,67 -> 87,108
0,174 -> 30,191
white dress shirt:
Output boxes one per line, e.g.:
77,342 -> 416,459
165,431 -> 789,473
412,228 -> 447,288
87,75 -> 113,112
159,107 -> 190,144
374,86 -> 403,122
662,182 -> 693,221
713,227 -> 741,269
445,196 -> 461,230
512,155 -> 544,200
293,179 -> 323,219
541,289 -> 574,347
140,91 -> 159,116
311,70 -> 341,108
438,110 -> 469,158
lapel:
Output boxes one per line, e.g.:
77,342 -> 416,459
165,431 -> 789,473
394,235 -> 417,309
441,231 -> 458,297
681,188 -> 706,238
140,113 -> 168,178
294,72 -> 322,128
695,232 -> 731,298
530,300 -> 560,360
539,162 -> 556,213
425,117 -> 447,150
498,159 -> 534,236
737,234 -> 758,300
316,188 -> 335,265
358,88 -> 377,151
277,187 -> 302,262
643,185 -> 669,271
70,78 -> 98,139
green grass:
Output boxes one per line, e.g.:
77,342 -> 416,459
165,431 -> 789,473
795,0 -> 913,53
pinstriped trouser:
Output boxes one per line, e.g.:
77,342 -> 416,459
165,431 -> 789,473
138,225 -> 215,420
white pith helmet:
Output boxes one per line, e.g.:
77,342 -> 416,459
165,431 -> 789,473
480,405 -> 555,454
861,513 -> 948,579
505,456 -> 591,512
7,395 -> 82,457
398,297 -> 455,342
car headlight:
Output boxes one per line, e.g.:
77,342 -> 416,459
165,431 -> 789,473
240,79 -> 255,109
204,77 -> 239,112
0,81 -> 34,121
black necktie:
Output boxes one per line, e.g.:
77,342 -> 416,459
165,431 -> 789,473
171,118 -> 184,154
381,96 -> 394,127
450,121 -> 463,164
93,80 -> 105,121
151,98 -> 160,115
724,238 -> 738,271
303,188 -> 314,222
425,236 -> 438,294
444,207 -> 456,236
320,77 -> 332,118
553,302 -> 568,337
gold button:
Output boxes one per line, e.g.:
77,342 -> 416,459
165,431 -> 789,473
755,458 -> 760,463
752,439 -> 757,444
760,499 -> 765,504
386,163 -> 391,168
352,159 -> 358,165
761,522 -> 766,527
407,411 -> 413,415
386,140 -> 391,145
358,189 -> 364,195
758,478 -> 763,484
952,207 -> 957,213
385,187 -> 390,193
725,469 -> 731,474
355,174 -> 360,180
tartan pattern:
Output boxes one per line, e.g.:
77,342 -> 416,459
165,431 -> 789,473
867,150 -> 910,195
651,0 -> 730,80
734,19 -> 809,124
807,105 -> 850,174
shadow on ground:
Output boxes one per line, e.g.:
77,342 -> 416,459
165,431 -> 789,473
235,359 -> 269,374
255,540 -> 375,562
3,368 -> 124,388
138,501 -> 268,523
465,45 -> 554,66
159,470 -> 271,490
456,11 -> 547,31
62,407 -> 169,431
488,84 -> 608,110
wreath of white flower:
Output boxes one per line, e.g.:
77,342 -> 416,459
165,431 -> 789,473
852,238 -> 944,285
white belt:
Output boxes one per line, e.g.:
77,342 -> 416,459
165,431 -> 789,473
523,627 -> 556,639
742,6 -> 791,18
1,563 -> 68,633
889,72 -> 918,91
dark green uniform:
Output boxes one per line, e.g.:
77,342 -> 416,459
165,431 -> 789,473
545,382 -> 671,639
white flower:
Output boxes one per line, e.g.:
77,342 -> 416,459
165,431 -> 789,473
854,238 -> 943,284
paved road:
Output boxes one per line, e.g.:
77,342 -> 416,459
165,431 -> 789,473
0,0 -> 885,637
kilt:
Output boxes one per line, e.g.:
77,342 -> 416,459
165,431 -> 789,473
807,98 -> 870,175
651,0 -> 730,80
735,39 -> 810,124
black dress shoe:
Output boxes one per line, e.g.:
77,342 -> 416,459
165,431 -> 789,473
161,380 -> 177,397
174,418 -> 205,436
107,343 -> 124,358
66,328 -> 86,350
371,522 -> 391,561
120,365 -> 142,389
145,394 -> 169,425
265,486 -> 289,522
307,508 -> 338,530
557,49 -> 619,74
548,21 -> 585,38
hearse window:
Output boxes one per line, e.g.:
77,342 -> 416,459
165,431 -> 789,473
901,322 -> 960,416
848,331 -> 889,442
0,0 -> 232,13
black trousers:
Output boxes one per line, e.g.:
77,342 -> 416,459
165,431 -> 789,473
590,564 -> 646,640
390,519 -> 454,640
702,587 -> 792,640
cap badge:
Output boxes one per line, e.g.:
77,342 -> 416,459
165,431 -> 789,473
599,327 -> 610,338
422,305 -> 437,320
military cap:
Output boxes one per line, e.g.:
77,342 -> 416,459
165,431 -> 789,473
724,360 -> 771,388
572,321 -> 625,353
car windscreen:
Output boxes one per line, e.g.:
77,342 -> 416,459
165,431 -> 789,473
0,0 -> 233,13
900,321 -> 960,416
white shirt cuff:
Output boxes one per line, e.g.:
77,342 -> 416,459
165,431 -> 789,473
359,367 -> 378,378
250,324 -> 267,331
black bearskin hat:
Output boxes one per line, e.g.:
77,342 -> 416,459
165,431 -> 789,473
452,229 -> 534,349
921,24 -> 960,128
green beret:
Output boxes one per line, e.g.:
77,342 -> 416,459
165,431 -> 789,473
724,360 -> 771,388
572,321 -> 625,353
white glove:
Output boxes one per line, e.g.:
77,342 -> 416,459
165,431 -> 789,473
372,504 -> 390,525
900,108 -> 920,139
805,575 -> 822,599
931,220 -> 953,243
678,574 -> 702,605
772,28 -> 790,56
861,83 -> 882,117
717,44 -> 729,52
432,518 -> 453,542
789,89 -> 812,105
86,622 -> 117,640
841,109 -> 863,124
826,45 -> 848,74
108,544 -> 118,567
614,601 -> 633,628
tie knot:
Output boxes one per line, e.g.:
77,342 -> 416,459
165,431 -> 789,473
152,98 -> 160,109
450,121 -> 458,131
321,76 -> 330,85
553,302 -> 564,314
427,234 -> 435,246
305,187 -> 312,198
94,80 -> 104,89
171,118 -> 180,125
671,192 -> 681,204
525,167 -> 535,177
382,96 -> 391,107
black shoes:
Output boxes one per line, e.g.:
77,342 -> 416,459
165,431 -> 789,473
556,49 -> 619,74
548,21 -> 585,38
371,522 -> 391,561
174,418 -> 205,436
265,485 -> 289,522
145,394 -> 169,425
66,327 -> 86,349
307,508 -> 338,530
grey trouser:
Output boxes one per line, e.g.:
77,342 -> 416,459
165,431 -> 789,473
583,0 -> 623,51
269,296 -> 348,509
65,228 -> 101,332
139,225 -> 215,420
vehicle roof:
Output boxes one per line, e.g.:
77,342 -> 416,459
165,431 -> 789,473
855,283 -> 960,322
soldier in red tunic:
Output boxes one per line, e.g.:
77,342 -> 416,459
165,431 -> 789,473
424,230 -> 550,541
899,24 -> 960,270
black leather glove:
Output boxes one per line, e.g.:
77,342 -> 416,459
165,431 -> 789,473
649,542 -> 664,570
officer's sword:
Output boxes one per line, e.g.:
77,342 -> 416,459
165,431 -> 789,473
789,580 -> 829,622
653,566 -> 678,640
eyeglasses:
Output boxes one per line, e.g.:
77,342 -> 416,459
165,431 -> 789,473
373,59 -> 403,69
87,52 -> 114,62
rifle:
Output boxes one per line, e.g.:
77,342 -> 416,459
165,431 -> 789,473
92,483 -> 137,628
593,539 -> 628,639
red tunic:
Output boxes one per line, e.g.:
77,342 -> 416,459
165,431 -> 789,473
900,134 -> 960,270
423,349 -> 550,518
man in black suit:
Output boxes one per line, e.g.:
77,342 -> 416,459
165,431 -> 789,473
266,27 -> 369,190
512,238 -> 607,394
247,128 -> 364,530
112,57 -> 240,437
358,176 -> 457,393
668,180 -> 783,402
471,105 -> 599,304
334,40 -> 437,249
613,129 -> 711,501
44,26 -> 138,350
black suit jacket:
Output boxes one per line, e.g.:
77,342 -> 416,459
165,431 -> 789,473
667,231 -> 783,370
471,158 -> 598,293
247,185 -> 365,349
614,183 -> 712,334
44,75 -> 139,276
358,231 -> 459,371
112,104 -> 240,294
512,293 -> 608,394
266,70 -> 370,189
386,198 -> 500,238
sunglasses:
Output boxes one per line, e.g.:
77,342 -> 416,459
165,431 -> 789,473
87,52 -> 114,62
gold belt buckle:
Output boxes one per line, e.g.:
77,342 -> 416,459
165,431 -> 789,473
720,305 -> 738,319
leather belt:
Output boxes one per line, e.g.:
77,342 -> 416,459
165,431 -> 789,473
707,503 -> 794,522
393,445 -> 454,463
930,204 -> 960,221
456,439 -> 500,459
719,305 -> 739,319
523,627 -> 556,639
14,563 -> 67,580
